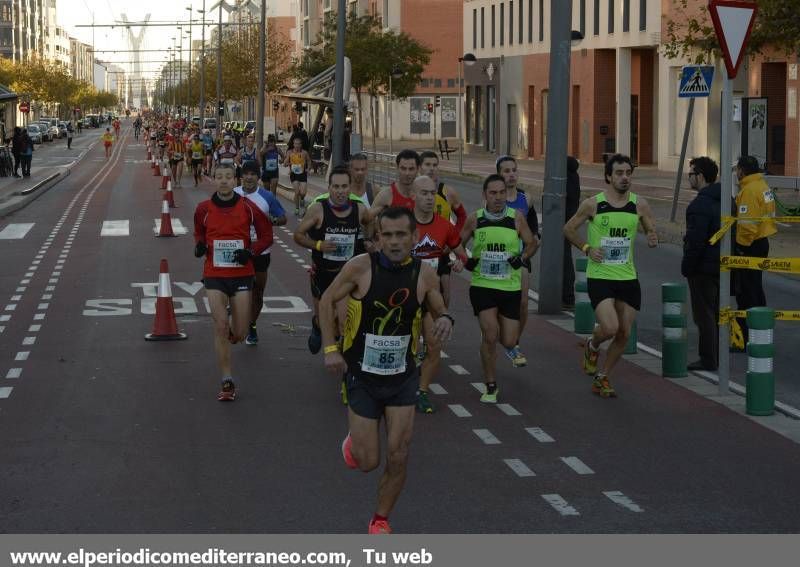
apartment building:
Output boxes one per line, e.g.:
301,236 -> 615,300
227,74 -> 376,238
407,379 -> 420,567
2,0 -> 47,62
295,0 -> 464,142
69,37 -> 92,84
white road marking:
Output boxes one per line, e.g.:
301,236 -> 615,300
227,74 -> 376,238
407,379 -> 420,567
541,494 -> 580,516
33,313 -> 45,320
449,364 -> 470,375
0,315 -> 9,322
152,219 -> 189,235
448,404 -> 472,417
15,351 -> 29,361
0,325 -> 4,333
20,279 -> 29,285
32,260 -> 40,265
28,325 -> 41,332
561,457 -> 595,475
35,254 -> 43,259
473,428 -> 501,445
471,382 -> 486,394
0,387 -> 12,398
37,303 -> 50,310
440,351 -> 449,359
22,337 -> 36,346
101,220 -> 130,236
504,458 -> 536,477
48,279 -> 58,284
25,272 -> 34,277
16,287 -> 26,293
11,295 -> 21,301
525,427 -> 556,443
5,304 -> 17,311
41,294 -> 52,300
45,286 -> 55,292
6,368 -> 22,379
428,383 -> 448,395
497,403 -> 522,416
0,223 -> 35,239
603,491 -> 644,513
52,272 -> 61,276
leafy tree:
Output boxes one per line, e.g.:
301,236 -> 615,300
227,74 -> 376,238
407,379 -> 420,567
664,0 -> 800,63
295,12 -> 432,149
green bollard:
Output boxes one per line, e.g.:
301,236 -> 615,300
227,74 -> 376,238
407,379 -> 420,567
574,257 -> 595,334
662,283 -> 688,378
745,307 -> 775,416
624,320 -> 638,354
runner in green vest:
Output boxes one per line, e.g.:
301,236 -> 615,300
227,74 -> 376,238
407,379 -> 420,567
461,174 -> 538,403
564,154 -> 658,398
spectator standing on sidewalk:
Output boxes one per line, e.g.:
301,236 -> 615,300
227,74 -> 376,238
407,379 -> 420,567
682,156 -> 721,371
66,121 -> 74,149
733,155 -> 777,346
11,126 -> 22,178
562,156 -> 582,308
19,128 -> 33,177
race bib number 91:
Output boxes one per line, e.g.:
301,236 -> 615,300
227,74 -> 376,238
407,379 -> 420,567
362,334 -> 410,376
213,239 -> 244,268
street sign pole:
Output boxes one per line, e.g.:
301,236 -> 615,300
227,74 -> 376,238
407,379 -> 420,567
670,98 -> 695,223
719,76 -> 733,396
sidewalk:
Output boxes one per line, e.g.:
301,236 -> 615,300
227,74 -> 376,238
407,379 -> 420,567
0,133 -> 97,218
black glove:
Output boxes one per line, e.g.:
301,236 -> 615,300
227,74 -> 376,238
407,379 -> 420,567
508,255 -> 531,271
194,242 -> 207,258
233,248 -> 253,265
463,257 -> 479,272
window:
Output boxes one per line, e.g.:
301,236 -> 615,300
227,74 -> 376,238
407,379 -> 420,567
519,0 -> 523,43
623,0 -> 630,32
481,7 -> 485,48
538,0 -> 543,42
580,0 -> 585,37
608,0 -> 614,33
421,78 -> 429,87
528,0 -> 533,43
509,1 -> 513,45
639,0 -> 646,30
491,5 -> 495,47
447,78 -> 455,88
434,79 -> 442,88
500,3 -> 504,46
473,8 -> 477,49
593,0 -> 600,35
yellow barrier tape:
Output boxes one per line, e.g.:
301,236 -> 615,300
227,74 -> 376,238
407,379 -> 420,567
708,216 -> 800,245
730,318 -> 745,350
719,256 -> 800,273
719,307 -> 800,324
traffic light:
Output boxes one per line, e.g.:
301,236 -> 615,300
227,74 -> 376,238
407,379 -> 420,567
218,100 -> 225,116
427,103 -> 433,113
435,95 -> 441,108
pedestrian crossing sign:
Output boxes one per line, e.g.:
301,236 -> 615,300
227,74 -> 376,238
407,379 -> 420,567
679,66 -> 715,98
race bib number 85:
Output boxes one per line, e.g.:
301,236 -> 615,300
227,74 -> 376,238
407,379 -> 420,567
361,334 -> 410,376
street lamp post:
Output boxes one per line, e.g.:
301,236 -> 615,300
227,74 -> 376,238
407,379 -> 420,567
177,27 -> 183,117
217,1 -> 222,132
458,52 -> 476,175
388,64 -> 403,155
186,7 -> 193,118
199,3 -> 206,129
256,0 -> 266,148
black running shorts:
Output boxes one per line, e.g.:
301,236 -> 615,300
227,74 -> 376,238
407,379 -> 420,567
311,266 -> 340,299
203,276 -> 254,297
252,254 -> 271,273
289,171 -> 308,183
346,369 -> 419,420
587,278 -> 641,311
261,169 -> 279,181
468,286 -> 522,320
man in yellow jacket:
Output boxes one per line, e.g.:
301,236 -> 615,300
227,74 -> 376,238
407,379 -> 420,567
733,155 -> 777,345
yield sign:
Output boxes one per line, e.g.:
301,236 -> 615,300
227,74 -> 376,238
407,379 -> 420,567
708,0 -> 757,79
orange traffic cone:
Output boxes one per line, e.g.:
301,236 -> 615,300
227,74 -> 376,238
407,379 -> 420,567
153,158 -> 161,176
165,180 -> 176,208
161,166 -> 170,190
144,259 -> 187,341
156,198 -> 176,237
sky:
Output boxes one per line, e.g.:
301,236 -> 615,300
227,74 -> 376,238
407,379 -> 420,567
57,0 -> 225,81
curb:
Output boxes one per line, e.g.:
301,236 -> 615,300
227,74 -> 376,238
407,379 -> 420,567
0,167 -> 70,218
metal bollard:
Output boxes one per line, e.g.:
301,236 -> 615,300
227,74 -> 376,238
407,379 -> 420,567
662,283 -> 688,378
574,257 -> 595,334
624,320 -> 638,354
745,307 -> 775,416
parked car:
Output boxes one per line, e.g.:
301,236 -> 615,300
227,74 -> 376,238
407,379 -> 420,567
45,123 -> 60,140
26,124 -> 43,144
57,122 -> 68,138
35,121 -> 53,142
85,114 -> 99,128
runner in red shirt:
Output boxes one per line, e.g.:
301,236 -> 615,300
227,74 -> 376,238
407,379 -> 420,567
193,162 -> 273,401
410,175 -> 467,414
